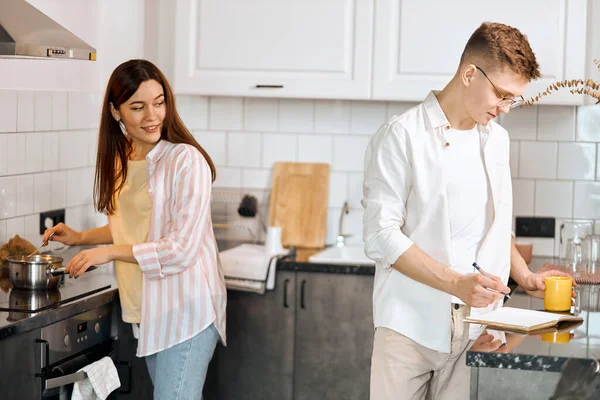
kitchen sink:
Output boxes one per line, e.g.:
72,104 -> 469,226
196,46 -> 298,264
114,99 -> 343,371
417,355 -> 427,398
308,245 -> 375,266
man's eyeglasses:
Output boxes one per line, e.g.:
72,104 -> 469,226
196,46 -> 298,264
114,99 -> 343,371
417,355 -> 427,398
475,66 -> 524,109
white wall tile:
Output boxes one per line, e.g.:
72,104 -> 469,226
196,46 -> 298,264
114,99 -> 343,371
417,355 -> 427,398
34,172 -> 53,213
262,134 -> 297,168
519,237 -> 555,257
89,131 -> 98,166
17,91 -> 35,132
213,167 -> 242,188
81,167 -> 94,206
43,132 -> 60,171
598,144 -> 600,181
51,171 -> 67,209
325,207 -> 341,245
0,177 -> 17,218
24,214 -> 41,246
6,217 -> 25,239
557,142 -> 596,180
25,133 -> 44,173
16,174 -> 35,216
297,135 -> 333,164
209,97 -> 243,131
0,219 -> 6,245
279,99 -> 314,133
347,173 -> 364,209
342,209 -> 364,246
0,91 -> 17,133
68,92 -> 97,130
242,169 -> 272,189
177,95 -> 208,130
537,106 -> 576,141
60,131 -> 89,169
387,102 -> 416,120
501,106 -> 537,140
574,182 -> 600,219
576,104 -> 600,142
519,141 -> 557,179
328,172 -> 348,208
315,100 -> 350,134
534,181 -> 573,218
227,132 -> 261,168
193,131 -> 226,166
333,136 -> 369,172
244,98 -> 278,132
0,135 -> 6,176
66,206 -> 86,232
66,169 -> 84,207
34,92 -> 53,132
509,141 -> 519,177
6,134 -> 26,175
512,179 -> 535,216
350,101 -> 386,135
52,92 -> 68,131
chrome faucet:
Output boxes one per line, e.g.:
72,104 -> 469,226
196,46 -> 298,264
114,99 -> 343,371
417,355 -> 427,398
336,201 -> 352,247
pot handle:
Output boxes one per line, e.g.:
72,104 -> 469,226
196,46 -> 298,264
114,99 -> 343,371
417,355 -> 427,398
48,266 -> 98,276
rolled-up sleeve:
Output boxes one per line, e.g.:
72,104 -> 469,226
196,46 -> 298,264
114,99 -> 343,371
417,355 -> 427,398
362,122 -> 414,267
133,148 -> 211,280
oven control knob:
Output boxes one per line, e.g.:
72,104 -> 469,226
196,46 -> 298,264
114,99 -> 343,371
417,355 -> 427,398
63,335 -> 70,347
95,323 -> 100,333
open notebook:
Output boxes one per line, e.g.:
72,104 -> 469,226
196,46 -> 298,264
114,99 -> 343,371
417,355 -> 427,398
464,307 -> 583,333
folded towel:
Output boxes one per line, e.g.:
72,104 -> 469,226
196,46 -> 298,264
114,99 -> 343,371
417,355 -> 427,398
71,356 -> 120,400
220,244 -> 286,293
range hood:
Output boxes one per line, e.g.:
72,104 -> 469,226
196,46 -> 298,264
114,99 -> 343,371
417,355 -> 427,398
0,0 -> 96,61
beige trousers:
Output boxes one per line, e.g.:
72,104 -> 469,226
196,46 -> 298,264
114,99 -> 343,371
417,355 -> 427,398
370,305 -> 472,400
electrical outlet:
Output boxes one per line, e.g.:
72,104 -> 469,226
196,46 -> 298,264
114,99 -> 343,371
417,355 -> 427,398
39,209 -> 66,234
515,216 -> 555,238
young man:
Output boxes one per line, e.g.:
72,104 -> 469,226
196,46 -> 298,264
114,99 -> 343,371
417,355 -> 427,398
363,22 -> 572,399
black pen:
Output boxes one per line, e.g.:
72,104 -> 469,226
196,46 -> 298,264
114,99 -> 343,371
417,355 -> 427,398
472,262 -> 511,300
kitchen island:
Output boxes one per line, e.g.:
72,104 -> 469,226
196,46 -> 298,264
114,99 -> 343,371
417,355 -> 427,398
467,257 -> 600,399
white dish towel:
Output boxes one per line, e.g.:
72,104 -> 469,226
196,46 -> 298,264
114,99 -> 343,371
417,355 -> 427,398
71,356 -> 121,400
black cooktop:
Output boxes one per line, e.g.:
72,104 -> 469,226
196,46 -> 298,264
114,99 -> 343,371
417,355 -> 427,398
0,279 -> 111,314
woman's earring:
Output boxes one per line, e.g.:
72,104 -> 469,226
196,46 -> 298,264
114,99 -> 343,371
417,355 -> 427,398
118,119 -> 127,136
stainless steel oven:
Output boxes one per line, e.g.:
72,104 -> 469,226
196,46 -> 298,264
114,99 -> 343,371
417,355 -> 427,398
36,303 -> 131,399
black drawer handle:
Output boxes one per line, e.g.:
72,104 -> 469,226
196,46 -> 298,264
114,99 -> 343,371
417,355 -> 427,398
300,280 -> 306,309
255,84 -> 284,89
283,278 -> 290,308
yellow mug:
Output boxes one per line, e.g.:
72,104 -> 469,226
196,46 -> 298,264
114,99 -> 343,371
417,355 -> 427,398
544,276 -> 572,312
541,331 -> 571,344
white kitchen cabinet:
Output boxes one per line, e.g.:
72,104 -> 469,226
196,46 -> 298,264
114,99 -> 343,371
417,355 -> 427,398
171,0 -> 374,99
372,0 -> 589,105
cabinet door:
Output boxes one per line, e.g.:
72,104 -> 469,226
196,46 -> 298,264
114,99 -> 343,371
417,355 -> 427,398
294,272 -> 374,400
0,329 -> 42,400
205,271 -> 296,400
373,0 -> 588,105
115,316 -> 154,399
171,0 -> 374,99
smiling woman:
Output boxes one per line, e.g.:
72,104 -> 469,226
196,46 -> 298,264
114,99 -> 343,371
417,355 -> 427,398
43,59 -> 227,400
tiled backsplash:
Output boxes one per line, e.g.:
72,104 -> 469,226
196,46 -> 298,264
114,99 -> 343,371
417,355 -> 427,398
2,91 -> 599,256
0,90 -> 106,250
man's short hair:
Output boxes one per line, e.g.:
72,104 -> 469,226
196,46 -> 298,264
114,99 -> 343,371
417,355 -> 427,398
460,22 -> 541,81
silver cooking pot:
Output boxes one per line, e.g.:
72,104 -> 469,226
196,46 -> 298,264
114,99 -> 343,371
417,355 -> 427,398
6,255 -> 96,290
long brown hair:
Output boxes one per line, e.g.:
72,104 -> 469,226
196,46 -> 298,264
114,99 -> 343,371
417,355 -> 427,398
94,59 -> 216,215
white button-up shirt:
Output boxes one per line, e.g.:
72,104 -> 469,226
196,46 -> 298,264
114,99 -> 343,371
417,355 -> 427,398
362,91 -> 513,353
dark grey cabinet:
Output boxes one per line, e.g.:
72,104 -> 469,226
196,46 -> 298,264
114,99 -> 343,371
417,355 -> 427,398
207,270 -> 374,400
0,328 -> 42,400
294,272 -> 374,400
206,271 -> 296,400
115,315 -> 154,399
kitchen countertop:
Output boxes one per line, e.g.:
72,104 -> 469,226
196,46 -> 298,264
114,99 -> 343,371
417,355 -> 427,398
0,246 -> 118,341
277,247 -> 376,275
467,256 -> 600,372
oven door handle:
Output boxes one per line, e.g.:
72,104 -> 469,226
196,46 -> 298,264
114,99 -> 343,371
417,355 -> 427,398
45,370 -> 87,390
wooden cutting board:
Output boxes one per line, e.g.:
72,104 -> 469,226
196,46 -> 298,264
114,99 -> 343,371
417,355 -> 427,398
268,162 -> 330,249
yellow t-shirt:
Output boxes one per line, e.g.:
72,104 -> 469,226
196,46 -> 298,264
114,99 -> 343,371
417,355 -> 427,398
109,159 -> 153,323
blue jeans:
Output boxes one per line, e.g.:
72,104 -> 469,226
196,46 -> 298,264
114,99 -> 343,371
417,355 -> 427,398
145,324 -> 219,400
